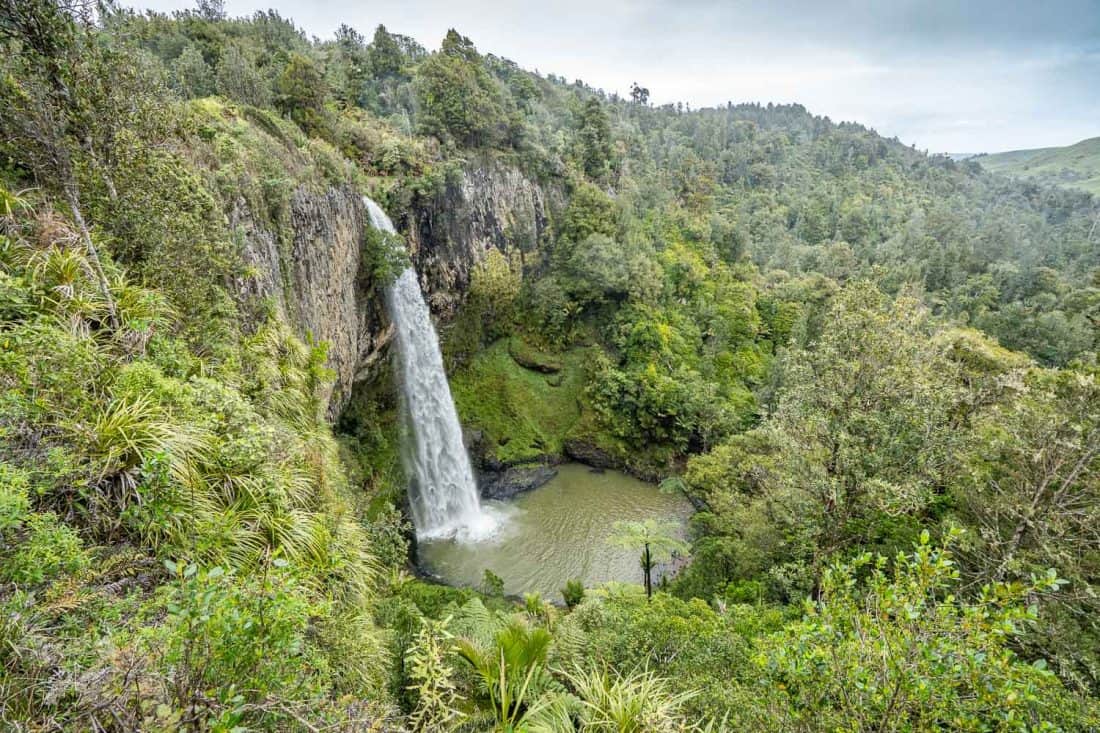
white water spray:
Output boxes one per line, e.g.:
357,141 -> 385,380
364,197 -> 497,540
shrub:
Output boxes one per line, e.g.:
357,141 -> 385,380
454,618 -> 554,730
481,568 -> 505,597
564,665 -> 698,731
1,512 -> 87,585
752,532 -> 1096,730
0,463 -> 31,535
561,579 -> 585,609
148,560 -> 318,726
405,616 -> 465,731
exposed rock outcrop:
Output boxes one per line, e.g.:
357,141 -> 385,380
407,158 -> 561,320
232,157 -> 561,417
231,185 -> 388,414
478,464 -> 559,500
562,438 -> 622,472
560,438 -> 664,483
465,427 -> 561,499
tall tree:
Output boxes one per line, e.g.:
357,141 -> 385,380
684,282 -> 964,598
576,97 -> 613,180
215,43 -> 271,107
274,52 -> 328,136
330,23 -> 368,106
414,34 -> 508,148
609,519 -> 689,598
367,24 -> 404,79
953,365 -> 1100,691
195,0 -> 226,21
171,44 -> 215,98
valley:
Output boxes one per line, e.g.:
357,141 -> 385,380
0,2 -> 1098,730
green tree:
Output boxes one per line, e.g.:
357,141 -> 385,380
274,51 -> 329,136
414,35 -> 508,148
557,182 -> 617,244
684,282 -> 962,599
562,234 -> 633,305
329,23 -> 368,105
195,0 -> 226,21
215,43 -> 271,107
440,28 -> 479,61
952,365 -> 1100,692
524,274 -> 577,346
609,519 -> 689,598
577,97 -> 612,180
755,533 -> 1095,731
508,73 -> 539,111
171,44 -> 214,98
367,24 -> 405,79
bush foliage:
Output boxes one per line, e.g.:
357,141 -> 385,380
1,2 -> 1098,730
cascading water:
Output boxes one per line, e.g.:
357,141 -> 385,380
364,197 -> 497,540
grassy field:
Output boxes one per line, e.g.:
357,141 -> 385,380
975,136 -> 1100,195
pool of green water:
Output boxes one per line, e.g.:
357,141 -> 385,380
417,463 -> 692,599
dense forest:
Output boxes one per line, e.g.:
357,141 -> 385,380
1,0 -> 1099,730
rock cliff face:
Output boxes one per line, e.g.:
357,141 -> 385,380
406,159 -> 561,320
231,186 -> 388,414
233,158 -> 561,416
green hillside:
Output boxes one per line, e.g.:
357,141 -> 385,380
1,2 -> 1099,730
977,136 -> 1100,195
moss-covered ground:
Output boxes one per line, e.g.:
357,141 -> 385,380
451,338 -> 594,465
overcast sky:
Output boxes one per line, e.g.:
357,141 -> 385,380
135,0 -> 1100,154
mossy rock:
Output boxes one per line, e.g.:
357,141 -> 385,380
452,339 -> 589,464
507,337 -> 562,374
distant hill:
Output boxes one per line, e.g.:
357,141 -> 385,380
975,136 -> 1100,195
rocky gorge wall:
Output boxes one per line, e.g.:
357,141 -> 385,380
231,186 -> 385,414
405,160 -> 560,320
231,157 -> 561,416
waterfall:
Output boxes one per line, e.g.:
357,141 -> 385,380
364,197 -> 496,540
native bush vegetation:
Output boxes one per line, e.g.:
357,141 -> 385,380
1,0 -> 1098,729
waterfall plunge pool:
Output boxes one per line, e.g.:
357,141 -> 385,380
417,463 -> 693,599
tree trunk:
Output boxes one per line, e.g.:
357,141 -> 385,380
643,542 -> 652,599
64,183 -> 118,330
